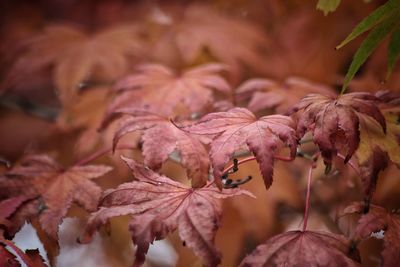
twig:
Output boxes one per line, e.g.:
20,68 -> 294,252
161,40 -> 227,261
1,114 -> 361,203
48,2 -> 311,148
303,154 -> 318,231
74,144 -> 136,166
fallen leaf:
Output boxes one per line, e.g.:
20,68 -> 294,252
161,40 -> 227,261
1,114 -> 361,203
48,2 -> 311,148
83,157 -> 253,267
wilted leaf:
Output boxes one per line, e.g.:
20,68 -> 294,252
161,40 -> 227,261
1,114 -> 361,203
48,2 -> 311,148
186,108 -> 297,189
107,63 -> 230,117
0,154 -> 112,239
236,77 -> 335,114
109,108 -> 209,187
83,157 -> 253,266
343,202 -> 400,267
294,92 -> 386,166
3,24 -> 145,106
240,230 -> 360,267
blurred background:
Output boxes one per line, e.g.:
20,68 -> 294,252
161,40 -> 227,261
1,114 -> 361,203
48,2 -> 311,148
1,0 -> 399,266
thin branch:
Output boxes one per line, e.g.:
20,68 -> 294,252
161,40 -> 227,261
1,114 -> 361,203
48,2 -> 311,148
303,154 -> 318,231
74,144 -> 136,166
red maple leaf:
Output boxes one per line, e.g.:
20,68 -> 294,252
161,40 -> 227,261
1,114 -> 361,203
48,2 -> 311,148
107,108 -> 210,187
2,24 -> 145,107
293,92 -> 386,166
82,157 -> 253,267
185,107 -> 297,189
343,202 -> 400,267
240,230 -> 360,267
0,245 -> 20,267
0,154 -> 112,239
352,91 -> 400,198
151,4 -> 269,78
106,63 -> 231,118
236,77 -> 335,114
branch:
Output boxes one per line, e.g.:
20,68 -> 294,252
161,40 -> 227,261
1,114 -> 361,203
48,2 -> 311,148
74,144 -> 136,166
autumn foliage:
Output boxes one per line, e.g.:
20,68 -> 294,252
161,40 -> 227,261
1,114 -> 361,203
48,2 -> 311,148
1,1 -> 400,267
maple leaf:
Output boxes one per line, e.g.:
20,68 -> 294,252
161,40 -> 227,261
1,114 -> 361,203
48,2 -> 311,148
236,77 -> 335,114
0,154 -> 112,239
151,4 -> 269,77
106,63 -> 231,118
294,92 -> 386,166
185,107 -> 297,189
2,24 -> 144,106
108,108 -> 209,187
343,202 -> 400,267
83,157 -> 253,267
353,91 -> 400,197
239,230 -> 360,267
0,237 -> 47,267
0,245 -> 20,267
0,196 -> 32,232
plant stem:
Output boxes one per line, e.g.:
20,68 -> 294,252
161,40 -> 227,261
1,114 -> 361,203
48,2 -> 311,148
222,154 -> 294,175
302,153 -> 319,232
75,144 -> 136,166
303,164 -> 314,232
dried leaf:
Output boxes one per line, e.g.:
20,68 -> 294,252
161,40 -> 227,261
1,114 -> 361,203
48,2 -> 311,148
343,202 -> 400,267
0,154 -> 112,239
186,108 -> 297,189
107,63 -> 230,117
83,157 -> 253,267
240,230 -> 360,267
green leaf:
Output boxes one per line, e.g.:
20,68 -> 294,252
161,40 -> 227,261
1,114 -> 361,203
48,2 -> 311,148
387,25 -> 400,79
316,0 -> 341,15
336,0 -> 400,50
342,13 -> 399,93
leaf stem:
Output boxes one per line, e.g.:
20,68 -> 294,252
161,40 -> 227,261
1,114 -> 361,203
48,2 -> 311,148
303,155 -> 318,231
75,144 -> 136,166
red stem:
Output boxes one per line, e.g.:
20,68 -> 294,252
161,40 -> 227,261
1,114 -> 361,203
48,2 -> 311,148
75,144 -> 136,166
222,154 -> 294,175
303,164 -> 314,232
